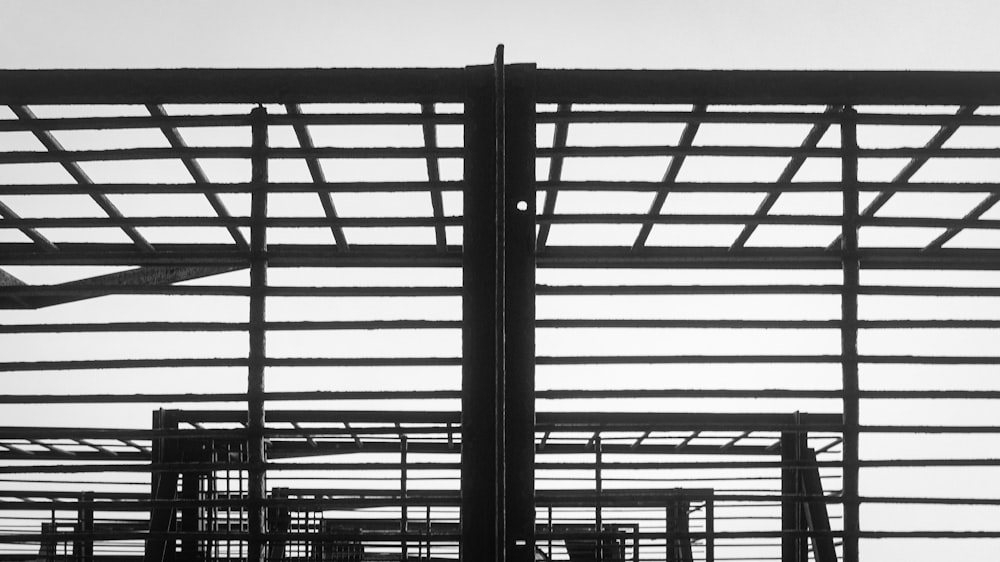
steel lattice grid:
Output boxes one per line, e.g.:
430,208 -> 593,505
0,99 -> 464,560
531,101 -> 1000,561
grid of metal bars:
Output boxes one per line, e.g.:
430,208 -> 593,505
1,58 -> 1000,562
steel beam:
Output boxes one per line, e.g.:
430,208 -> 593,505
461,48 -> 536,562
0,264 -> 245,309
841,106 -> 861,562
781,431 -> 808,562
801,448 -> 838,562
536,70 -> 1000,105
0,69 -> 467,104
8,69 -> 1000,105
247,106 -> 268,562
145,410 -> 179,562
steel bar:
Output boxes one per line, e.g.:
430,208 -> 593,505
536,355 -> 1000,365
247,105 -> 268,562
536,103 -> 571,251
0,111 -> 464,132
840,106 -> 860,562
535,70 -> 1000,104
535,110 -> 1000,126
461,57 -> 501,562
402,436 -> 409,559
536,180 -> 1000,193
460,50 -> 537,562
0,180 -> 462,195
0,319 -> 461,333
421,102 -> 448,251
0,285 -> 460,297
827,105 -> 978,250
0,200 -> 58,251
5,69 -> 1000,105
536,213 -> 1000,228
0,215 -> 463,228
144,410 -> 178,561
7,176 -> 986,196
9,105 -> 153,252
535,145 -> 1000,158
9,143 -> 1000,164
781,432 -> 807,562
0,145 -> 461,163
11,212 -> 1000,229
147,103 -> 248,250
18,281 -> 1000,299
0,68 -> 469,104
8,354 -> 1000,372
633,103 -> 705,250
925,190 -> 1000,250
286,102 -> 350,250
18,209 -> 1000,228
10,243 -> 1000,269
731,106 -> 837,250
536,319 -> 842,328
0,264 -> 244,309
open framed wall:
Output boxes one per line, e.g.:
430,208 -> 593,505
2,51 -> 1000,561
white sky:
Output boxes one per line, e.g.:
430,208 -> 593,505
1,0 -> 999,71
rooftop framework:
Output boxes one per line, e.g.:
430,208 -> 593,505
2,48 -> 1000,562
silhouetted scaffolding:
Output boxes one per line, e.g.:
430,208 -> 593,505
2,47 -> 1000,562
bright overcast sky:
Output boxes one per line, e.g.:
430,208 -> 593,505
2,0 -> 1000,70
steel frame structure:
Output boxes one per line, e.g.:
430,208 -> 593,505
3,47 -> 1000,562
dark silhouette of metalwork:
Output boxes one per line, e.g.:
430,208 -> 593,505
4,45 -> 1000,562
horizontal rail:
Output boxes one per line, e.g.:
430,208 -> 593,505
536,69 -> 1000,104
0,69 -> 469,104
6,69 -> 1000,104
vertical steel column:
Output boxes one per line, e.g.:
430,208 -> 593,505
266,488 -> 290,562
402,435 -> 409,560
780,431 -> 807,562
179,451 -> 203,561
461,46 -> 536,562
595,435 -> 603,539
75,491 -> 94,562
840,106 -> 860,562
704,497 -> 714,562
248,105 -> 269,562
146,409 -> 179,562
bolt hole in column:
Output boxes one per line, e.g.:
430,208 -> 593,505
516,200 -> 528,211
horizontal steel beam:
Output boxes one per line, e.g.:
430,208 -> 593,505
536,69 -> 1000,104
0,68 -> 467,104
5,244 -> 1000,270
5,69 -> 1000,105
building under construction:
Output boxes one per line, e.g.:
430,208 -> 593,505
1,48 -> 999,561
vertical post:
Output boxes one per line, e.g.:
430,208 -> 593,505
780,431 -> 807,562
266,488 -> 290,562
595,435 -> 603,546
248,105 -> 269,562
840,105 -> 860,562
503,54 -> 537,562
39,520 -> 55,562
676,500 -> 692,562
704,496 -> 714,562
75,491 -> 94,562
781,432 -> 796,562
461,46 -> 536,562
547,506 -> 553,560
401,435 -> 409,560
146,409 -> 179,562
180,453 -> 202,561
665,501 -> 677,562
